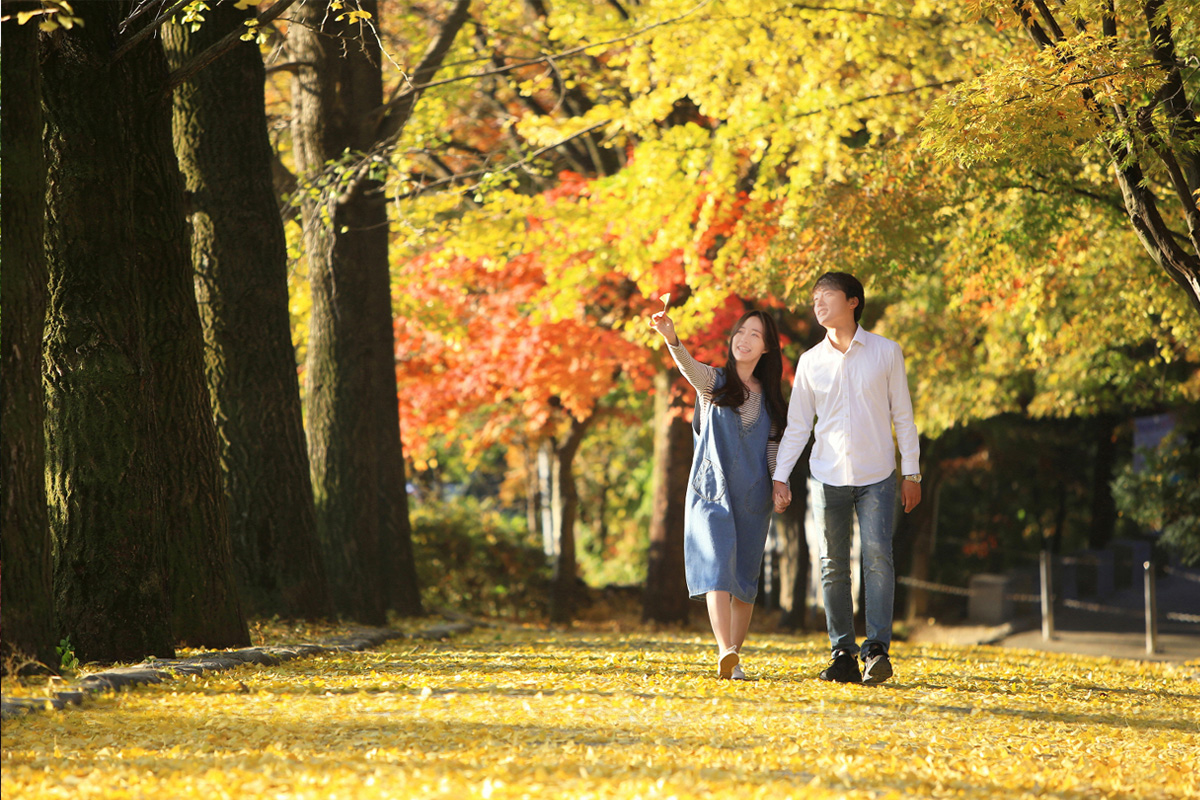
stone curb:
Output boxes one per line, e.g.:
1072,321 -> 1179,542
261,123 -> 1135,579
1,619 -> 476,720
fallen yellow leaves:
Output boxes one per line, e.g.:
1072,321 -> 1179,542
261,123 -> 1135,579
3,628 -> 1197,799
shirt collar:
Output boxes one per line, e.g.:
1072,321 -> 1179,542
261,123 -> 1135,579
822,325 -> 867,353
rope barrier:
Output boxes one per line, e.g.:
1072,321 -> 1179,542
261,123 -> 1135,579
1163,565 -> 1200,584
896,574 -> 1200,625
895,576 -> 973,597
1061,598 -> 1144,619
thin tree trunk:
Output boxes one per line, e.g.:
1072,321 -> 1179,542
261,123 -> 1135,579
289,0 -> 420,622
549,415 -> 592,623
41,1 -> 175,663
1,4 -> 56,672
775,445 -> 812,631
1088,414 -> 1119,550
163,5 -> 332,619
903,445 -> 940,624
643,370 -> 691,624
524,443 -> 541,541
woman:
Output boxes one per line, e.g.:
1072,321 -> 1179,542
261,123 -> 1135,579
650,308 -> 789,680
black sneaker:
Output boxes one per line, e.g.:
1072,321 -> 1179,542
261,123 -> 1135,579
861,645 -> 893,685
819,650 -> 862,683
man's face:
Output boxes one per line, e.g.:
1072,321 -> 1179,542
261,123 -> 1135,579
812,285 -> 857,327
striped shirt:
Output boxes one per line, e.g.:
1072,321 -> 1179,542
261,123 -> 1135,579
667,341 -> 780,477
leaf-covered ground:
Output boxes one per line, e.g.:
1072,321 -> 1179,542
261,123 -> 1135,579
3,627 -> 1197,799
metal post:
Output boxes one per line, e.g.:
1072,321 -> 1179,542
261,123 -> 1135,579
1144,561 -> 1159,655
1040,550 -> 1055,641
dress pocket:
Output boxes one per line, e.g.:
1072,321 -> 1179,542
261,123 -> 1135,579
691,458 -> 727,504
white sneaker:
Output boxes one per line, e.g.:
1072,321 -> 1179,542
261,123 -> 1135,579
718,648 -> 739,679
731,664 -> 747,681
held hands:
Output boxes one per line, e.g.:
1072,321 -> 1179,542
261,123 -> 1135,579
772,481 -> 791,514
649,311 -> 680,346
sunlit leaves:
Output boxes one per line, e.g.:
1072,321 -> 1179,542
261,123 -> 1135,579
3,629 -> 1198,799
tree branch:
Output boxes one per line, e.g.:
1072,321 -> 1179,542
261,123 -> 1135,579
374,0 -> 473,145
393,121 -> 609,201
1142,0 -> 1200,195
1011,0 -> 1055,47
1032,0 -> 1066,41
161,0 -> 298,98
112,0 -> 192,61
394,0 -> 716,95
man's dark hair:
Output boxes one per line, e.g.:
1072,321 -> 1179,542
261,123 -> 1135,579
813,272 -> 865,323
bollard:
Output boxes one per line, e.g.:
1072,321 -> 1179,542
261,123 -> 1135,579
1040,550 -> 1055,641
1144,561 -> 1159,655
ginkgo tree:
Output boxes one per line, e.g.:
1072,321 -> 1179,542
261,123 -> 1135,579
379,0 -> 1199,613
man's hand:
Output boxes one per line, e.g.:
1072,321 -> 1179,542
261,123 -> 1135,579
901,479 -> 922,513
773,480 -> 791,514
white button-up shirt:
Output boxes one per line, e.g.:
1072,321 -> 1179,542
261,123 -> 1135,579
773,326 -> 920,487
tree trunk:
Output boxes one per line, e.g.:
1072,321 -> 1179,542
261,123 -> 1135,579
643,371 -> 691,624
1088,414 -> 1119,550
163,5 -> 332,619
40,1 -> 176,663
549,416 -> 591,623
775,446 -> 812,631
1,4 -> 56,672
289,0 -> 421,622
902,443 -> 940,624
124,12 -> 248,649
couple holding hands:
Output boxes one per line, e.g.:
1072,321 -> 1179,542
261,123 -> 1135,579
649,272 -> 922,685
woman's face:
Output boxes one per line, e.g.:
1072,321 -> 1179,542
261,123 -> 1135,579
731,316 -> 768,365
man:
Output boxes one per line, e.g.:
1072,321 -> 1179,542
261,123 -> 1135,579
773,272 -> 921,684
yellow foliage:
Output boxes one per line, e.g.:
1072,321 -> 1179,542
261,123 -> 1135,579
3,629 -> 1197,799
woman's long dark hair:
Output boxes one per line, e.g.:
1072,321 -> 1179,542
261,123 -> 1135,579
711,310 -> 788,441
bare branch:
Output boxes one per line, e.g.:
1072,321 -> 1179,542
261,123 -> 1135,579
112,0 -> 191,59
394,121 -> 609,201
396,0 -> 716,95
375,0 -> 473,145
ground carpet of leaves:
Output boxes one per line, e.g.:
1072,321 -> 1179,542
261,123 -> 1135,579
2,627 -> 1197,799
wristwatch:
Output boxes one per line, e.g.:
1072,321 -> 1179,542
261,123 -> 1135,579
903,473 -> 922,484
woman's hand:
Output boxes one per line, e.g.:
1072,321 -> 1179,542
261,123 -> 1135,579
649,311 -> 680,346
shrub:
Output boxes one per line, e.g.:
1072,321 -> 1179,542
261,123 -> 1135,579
1111,417 -> 1200,566
409,498 -> 549,618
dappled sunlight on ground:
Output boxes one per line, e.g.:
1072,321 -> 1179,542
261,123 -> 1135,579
3,628 -> 1197,799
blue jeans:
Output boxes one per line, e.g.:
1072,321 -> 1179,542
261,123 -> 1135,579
809,473 -> 897,656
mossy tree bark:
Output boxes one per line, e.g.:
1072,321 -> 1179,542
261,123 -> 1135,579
127,10 -> 248,650
288,0 -> 421,622
41,1 -> 247,660
1,4 -> 57,672
41,1 -> 175,663
163,5 -> 332,619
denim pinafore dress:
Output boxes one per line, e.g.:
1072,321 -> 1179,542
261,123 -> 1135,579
684,370 -> 774,603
